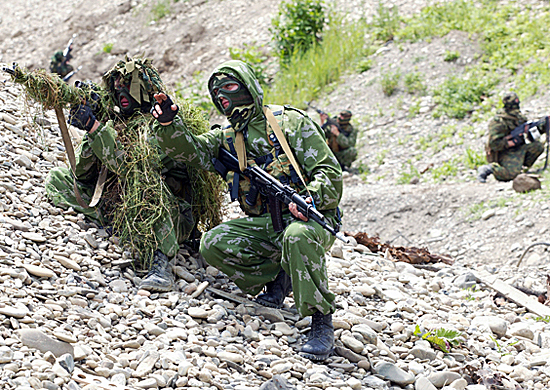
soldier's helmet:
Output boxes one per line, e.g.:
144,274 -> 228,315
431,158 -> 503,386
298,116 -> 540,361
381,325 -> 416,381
502,92 -> 520,110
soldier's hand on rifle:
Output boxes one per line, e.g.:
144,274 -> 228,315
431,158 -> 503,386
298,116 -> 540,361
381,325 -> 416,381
289,196 -> 312,222
330,124 -> 340,136
320,113 -> 328,125
151,93 -> 178,125
69,103 -> 98,133
505,133 -> 523,148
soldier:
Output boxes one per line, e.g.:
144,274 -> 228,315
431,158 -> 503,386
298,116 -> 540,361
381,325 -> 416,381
45,57 -> 197,292
320,110 -> 358,170
151,60 -> 343,361
50,50 -> 74,79
478,92 -> 544,182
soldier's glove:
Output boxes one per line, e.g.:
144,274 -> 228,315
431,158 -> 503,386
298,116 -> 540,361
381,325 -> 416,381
69,103 -> 96,132
505,133 -> 524,148
151,94 -> 179,124
74,80 -> 102,114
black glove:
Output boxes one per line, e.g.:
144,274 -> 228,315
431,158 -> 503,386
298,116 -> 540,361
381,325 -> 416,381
74,80 -> 102,114
69,104 -> 96,132
151,94 -> 178,123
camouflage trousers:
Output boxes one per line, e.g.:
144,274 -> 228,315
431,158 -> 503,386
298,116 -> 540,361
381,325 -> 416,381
200,213 -> 336,318
45,167 -> 194,258
335,147 -> 358,169
492,141 -> 544,181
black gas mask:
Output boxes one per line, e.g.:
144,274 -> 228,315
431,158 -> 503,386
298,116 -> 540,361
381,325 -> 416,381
209,74 -> 254,132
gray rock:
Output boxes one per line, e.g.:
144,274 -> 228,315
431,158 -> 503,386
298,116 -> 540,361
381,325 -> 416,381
513,174 -> 541,193
374,361 -> 415,386
259,375 -> 296,390
427,371 -> 462,388
335,346 -> 367,363
453,272 -> 477,289
18,329 -> 74,357
415,375 -> 437,390
410,346 -> 436,361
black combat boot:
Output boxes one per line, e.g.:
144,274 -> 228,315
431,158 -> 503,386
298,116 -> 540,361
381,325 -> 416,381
140,250 -> 174,292
477,164 -> 493,183
300,311 -> 334,361
256,269 -> 292,309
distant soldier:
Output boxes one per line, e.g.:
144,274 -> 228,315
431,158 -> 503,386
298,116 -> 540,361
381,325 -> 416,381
50,35 -> 78,81
478,92 -> 544,182
319,110 -> 358,170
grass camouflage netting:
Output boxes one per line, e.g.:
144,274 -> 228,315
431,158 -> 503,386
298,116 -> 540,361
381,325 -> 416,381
7,65 -> 225,270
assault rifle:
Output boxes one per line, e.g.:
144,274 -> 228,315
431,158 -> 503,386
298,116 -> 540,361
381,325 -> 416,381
305,101 -> 351,137
63,34 -> 77,60
508,116 -> 550,172
62,65 -> 82,83
214,147 -> 349,243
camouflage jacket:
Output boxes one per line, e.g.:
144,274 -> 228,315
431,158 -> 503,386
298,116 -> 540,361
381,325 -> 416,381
154,61 -> 342,214
74,120 -> 189,192
324,118 -> 357,152
487,108 -> 527,152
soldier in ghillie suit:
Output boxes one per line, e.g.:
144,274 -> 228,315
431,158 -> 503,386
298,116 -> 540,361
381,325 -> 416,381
478,92 -> 544,183
319,110 -> 358,170
151,60 -> 343,361
45,57 -> 222,292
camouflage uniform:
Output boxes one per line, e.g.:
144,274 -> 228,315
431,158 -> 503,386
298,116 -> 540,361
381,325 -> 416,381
487,108 -> 544,181
154,61 -> 343,317
49,51 -> 73,78
45,126 -> 195,258
323,116 -> 358,169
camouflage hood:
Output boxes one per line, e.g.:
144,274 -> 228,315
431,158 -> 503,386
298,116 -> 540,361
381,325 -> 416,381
102,56 -> 164,105
208,60 -> 264,130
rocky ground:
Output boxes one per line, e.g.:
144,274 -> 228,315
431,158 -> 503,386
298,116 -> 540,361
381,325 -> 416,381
3,0 -> 550,389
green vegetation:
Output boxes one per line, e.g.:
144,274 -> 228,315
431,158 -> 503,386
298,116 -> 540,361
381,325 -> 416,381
103,43 -> 114,54
150,0 -> 171,22
380,69 -> 401,96
397,161 -> 420,184
443,50 -> 460,62
463,146 -> 486,169
404,72 -> 426,95
175,71 -> 214,115
270,0 -> 325,62
265,18 -> 367,106
414,325 -> 463,353
431,159 -> 459,181
372,2 -> 401,42
229,44 -> 269,86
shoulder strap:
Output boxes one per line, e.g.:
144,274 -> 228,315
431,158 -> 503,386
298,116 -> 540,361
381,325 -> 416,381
263,106 -> 312,198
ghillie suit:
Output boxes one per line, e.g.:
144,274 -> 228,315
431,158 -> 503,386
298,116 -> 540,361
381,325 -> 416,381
5,59 -> 224,290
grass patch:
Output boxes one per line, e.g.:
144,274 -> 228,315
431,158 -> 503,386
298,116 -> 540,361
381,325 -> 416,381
265,17 -> 367,107
150,0 -> 171,22
397,161 -> 420,184
431,158 -> 459,181
464,146 -> 486,169
404,72 -> 426,95
380,69 -> 401,96
103,43 -> 114,54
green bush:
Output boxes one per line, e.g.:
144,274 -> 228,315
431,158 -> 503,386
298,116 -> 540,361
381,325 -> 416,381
404,72 -> 425,94
372,2 -> 401,42
265,18 -> 366,106
444,50 -> 460,62
432,71 -> 499,119
229,44 -> 269,86
380,70 -> 400,96
150,0 -> 171,22
397,161 -> 420,184
270,0 -> 325,62
103,43 -> 114,54
464,146 -> 486,169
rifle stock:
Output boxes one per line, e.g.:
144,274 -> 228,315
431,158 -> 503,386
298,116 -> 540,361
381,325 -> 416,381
216,147 -> 349,243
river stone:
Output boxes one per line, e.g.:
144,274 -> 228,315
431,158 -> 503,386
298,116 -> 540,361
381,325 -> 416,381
335,346 -> 367,363
351,324 -> 378,345
259,374 -> 296,390
218,351 -> 244,364
134,351 -> 160,378
341,335 -> 364,353
0,305 -> 29,318
427,371 -> 462,387
22,264 -> 55,278
513,173 -> 541,193
188,307 -> 209,319
471,316 -> 507,337
21,232 -> 46,243
374,361 -> 415,385
18,329 -> 74,357
415,375 -> 437,390
53,330 -> 77,343
0,346 -> 13,363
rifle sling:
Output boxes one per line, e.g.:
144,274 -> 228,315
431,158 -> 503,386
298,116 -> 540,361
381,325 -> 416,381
54,107 -> 106,209
263,107 -> 312,199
